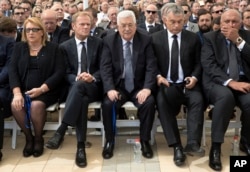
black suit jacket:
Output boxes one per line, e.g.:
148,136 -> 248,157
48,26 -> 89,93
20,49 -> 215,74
100,29 -> 157,94
152,29 -> 202,80
60,36 -> 103,85
0,35 -> 14,117
92,26 -> 105,38
9,42 -> 65,91
51,26 -> 70,44
201,30 -> 250,93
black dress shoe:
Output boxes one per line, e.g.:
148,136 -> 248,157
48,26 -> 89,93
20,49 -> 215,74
76,148 -> 87,168
183,143 -> 205,156
173,146 -> 186,166
240,142 -> 250,156
102,141 -> 114,159
141,141 -> 153,158
33,138 -> 44,157
209,148 -> 222,171
45,132 -> 64,149
23,138 -> 34,157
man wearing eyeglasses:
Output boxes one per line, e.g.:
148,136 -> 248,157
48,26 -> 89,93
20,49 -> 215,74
181,3 -> 199,33
137,4 -> 163,33
12,6 -> 25,41
210,3 -> 224,20
20,0 -> 32,19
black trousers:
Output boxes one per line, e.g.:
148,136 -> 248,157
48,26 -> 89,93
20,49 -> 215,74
102,88 -> 155,142
157,84 -> 204,146
62,80 -> 101,142
208,84 -> 250,144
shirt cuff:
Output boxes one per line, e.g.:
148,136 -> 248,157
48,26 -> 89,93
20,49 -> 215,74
237,40 -> 245,51
223,79 -> 233,86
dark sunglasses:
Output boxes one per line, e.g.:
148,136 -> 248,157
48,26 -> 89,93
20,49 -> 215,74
25,28 -> 41,33
183,10 -> 188,14
35,10 -> 42,13
212,9 -> 223,14
14,12 -> 24,15
146,10 -> 157,14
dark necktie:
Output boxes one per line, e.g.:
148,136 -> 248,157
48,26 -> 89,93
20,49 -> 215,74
171,35 -> 179,82
80,42 -> 87,72
148,25 -> 153,31
17,27 -> 23,33
124,41 -> 134,92
227,40 -> 239,81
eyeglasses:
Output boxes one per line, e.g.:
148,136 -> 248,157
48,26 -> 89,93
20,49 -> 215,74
35,10 -> 42,13
212,9 -> 224,14
146,10 -> 157,14
25,28 -> 41,33
183,10 -> 188,14
22,8 -> 30,12
14,12 -> 24,15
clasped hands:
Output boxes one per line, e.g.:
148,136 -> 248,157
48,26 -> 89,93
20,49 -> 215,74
107,88 -> 151,104
76,72 -> 95,82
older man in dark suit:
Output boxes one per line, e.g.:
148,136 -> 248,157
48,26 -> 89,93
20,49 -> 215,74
201,9 -> 250,171
100,10 -> 157,159
152,3 -> 205,167
41,9 -> 70,44
45,12 -> 103,168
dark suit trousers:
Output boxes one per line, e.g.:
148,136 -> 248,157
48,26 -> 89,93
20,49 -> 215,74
62,80 -> 100,142
102,88 -> 155,142
157,84 -> 204,146
208,84 -> 250,144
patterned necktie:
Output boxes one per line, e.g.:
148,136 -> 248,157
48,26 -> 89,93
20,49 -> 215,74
124,41 -> 134,92
170,35 -> 179,82
80,42 -> 87,72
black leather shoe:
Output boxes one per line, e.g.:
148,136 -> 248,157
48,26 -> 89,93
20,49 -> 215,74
33,138 -> 44,157
240,142 -> 250,156
23,138 -> 34,157
183,143 -> 205,156
209,148 -> 222,171
75,148 -> 87,168
102,141 -> 114,159
173,146 -> 186,166
141,141 -> 153,158
45,132 -> 64,149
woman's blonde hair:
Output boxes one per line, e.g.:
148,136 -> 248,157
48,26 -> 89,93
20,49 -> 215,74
22,17 -> 48,46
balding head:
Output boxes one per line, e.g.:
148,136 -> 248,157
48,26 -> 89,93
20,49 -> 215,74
41,9 -> 58,33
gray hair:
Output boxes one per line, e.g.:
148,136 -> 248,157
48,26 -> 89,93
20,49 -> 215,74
117,10 -> 136,25
161,3 -> 184,17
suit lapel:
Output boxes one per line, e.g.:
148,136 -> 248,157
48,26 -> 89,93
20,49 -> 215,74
132,33 -> 139,74
163,30 -> 169,72
86,36 -> 94,71
115,35 -> 124,73
70,39 -> 78,70
180,31 -> 187,62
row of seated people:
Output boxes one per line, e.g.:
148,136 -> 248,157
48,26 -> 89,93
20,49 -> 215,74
1,4 -> 250,172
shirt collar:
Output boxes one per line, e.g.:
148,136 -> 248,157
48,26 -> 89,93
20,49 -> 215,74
122,38 -> 133,46
167,30 -> 181,40
75,37 -> 88,45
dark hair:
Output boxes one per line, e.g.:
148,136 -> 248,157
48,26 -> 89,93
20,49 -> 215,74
242,9 -> 250,19
212,16 -> 221,25
21,0 -> 32,7
0,17 -> 17,33
181,3 -> 191,12
85,7 -> 98,18
197,9 -> 212,21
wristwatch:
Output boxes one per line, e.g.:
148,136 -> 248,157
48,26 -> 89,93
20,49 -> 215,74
236,37 -> 243,44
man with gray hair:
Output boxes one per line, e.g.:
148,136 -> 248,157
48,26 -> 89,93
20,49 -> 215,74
152,3 -> 205,166
100,10 -> 157,159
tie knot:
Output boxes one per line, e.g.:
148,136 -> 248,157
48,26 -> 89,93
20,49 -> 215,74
172,35 -> 177,39
148,25 -> 153,28
80,41 -> 85,46
125,41 -> 131,47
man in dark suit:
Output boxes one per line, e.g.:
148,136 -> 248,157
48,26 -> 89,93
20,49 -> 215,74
152,3 -> 205,167
137,4 -> 163,34
41,9 -> 70,44
45,12 -> 103,168
0,34 -> 14,161
201,9 -> 250,171
242,9 -> 250,30
100,10 -> 157,159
